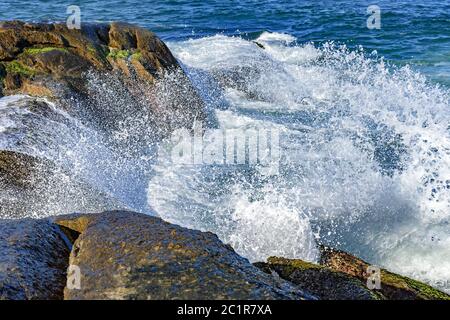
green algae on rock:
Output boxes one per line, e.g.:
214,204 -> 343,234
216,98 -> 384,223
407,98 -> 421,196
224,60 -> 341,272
0,21 -> 206,142
255,252 -> 450,300
319,246 -> 450,300
255,257 -> 383,300
0,21 -> 178,95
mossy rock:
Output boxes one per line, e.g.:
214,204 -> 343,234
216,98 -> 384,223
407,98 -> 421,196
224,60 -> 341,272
130,51 -> 142,60
256,257 -> 383,300
0,21 -> 206,137
23,47 -> 70,55
380,270 -> 450,300
320,246 -> 450,300
53,211 -> 313,300
0,21 -> 181,97
107,48 -> 131,60
5,60 -> 37,77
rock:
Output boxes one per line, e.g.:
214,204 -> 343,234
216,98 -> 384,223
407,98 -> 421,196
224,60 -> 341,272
0,21 -> 206,140
210,65 -> 264,101
0,218 -> 69,300
1,209 -> 446,300
0,22 -> 207,218
0,150 -> 126,219
319,246 -> 450,300
54,211 -> 314,300
0,21 -> 176,95
255,257 -> 383,300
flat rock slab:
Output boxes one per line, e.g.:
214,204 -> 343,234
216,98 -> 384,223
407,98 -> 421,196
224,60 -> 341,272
54,211 -> 314,300
0,218 -> 69,300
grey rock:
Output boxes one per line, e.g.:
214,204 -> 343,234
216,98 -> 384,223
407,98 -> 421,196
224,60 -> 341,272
0,150 -> 127,219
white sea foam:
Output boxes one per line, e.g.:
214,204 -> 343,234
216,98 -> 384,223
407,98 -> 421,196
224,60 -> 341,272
257,31 -> 297,45
147,33 -> 450,291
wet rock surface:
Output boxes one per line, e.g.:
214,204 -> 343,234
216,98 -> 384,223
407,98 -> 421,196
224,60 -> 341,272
0,150 -> 126,219
0,22 -> 448,301
255,257 -> 383,300
319,246 -> 450,300
0,21 -> 177,95
0,210 -> 448,300
0,218 -> 69,300
0,21 -> 206,140
0,22 -> 208,221
54,211 -> 312,300
255,248 -> 450,300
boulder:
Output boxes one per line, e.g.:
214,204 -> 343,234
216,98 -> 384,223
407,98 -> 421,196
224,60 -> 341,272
0,21 -> 177,95
319,246 -> 450,300
0,218 -> 69,300
255,248 -> 450,300
255,257 -> 383,300
0,21 -> 206,139
54,211 -> 314,300
0,22 -> 208,218
1,209 -> 447,300
0,150 -> 126,219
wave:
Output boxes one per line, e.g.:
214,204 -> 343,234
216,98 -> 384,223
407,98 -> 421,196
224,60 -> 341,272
148,32 -> 450,291
1,30 -> 449,292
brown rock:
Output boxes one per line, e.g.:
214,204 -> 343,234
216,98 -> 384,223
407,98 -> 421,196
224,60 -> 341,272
320,246 -> 450,300
54,211 -> 314,300
0,21 -> 206,139
0,21 -> 180,94
0,218 -> 70,300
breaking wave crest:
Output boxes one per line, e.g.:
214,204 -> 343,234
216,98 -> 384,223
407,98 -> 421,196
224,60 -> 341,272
148,32 -> 450,291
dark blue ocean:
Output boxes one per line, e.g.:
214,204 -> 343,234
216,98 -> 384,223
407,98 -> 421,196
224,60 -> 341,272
0,0 -> 449,85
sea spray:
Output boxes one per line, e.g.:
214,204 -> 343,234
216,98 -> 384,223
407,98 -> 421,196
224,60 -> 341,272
148,32 -> 450,291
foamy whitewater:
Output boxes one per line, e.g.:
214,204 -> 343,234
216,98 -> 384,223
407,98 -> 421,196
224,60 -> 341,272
1,32 -> 449,292
150,32 -> 450,291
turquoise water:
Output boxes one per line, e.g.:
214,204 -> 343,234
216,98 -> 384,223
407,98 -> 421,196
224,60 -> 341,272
0,0 -> 449,85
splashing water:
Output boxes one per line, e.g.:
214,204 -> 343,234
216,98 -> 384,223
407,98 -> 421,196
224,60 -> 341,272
0,66 -> 202,217
148,32 -> 450,291
0,31 -> 449,292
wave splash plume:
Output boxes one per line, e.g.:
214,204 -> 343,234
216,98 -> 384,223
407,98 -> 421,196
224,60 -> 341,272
149,32 -> 450,291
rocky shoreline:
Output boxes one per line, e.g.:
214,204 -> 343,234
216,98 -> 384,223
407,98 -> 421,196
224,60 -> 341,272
0,21 -> 449,300
0,210 -> 447,300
